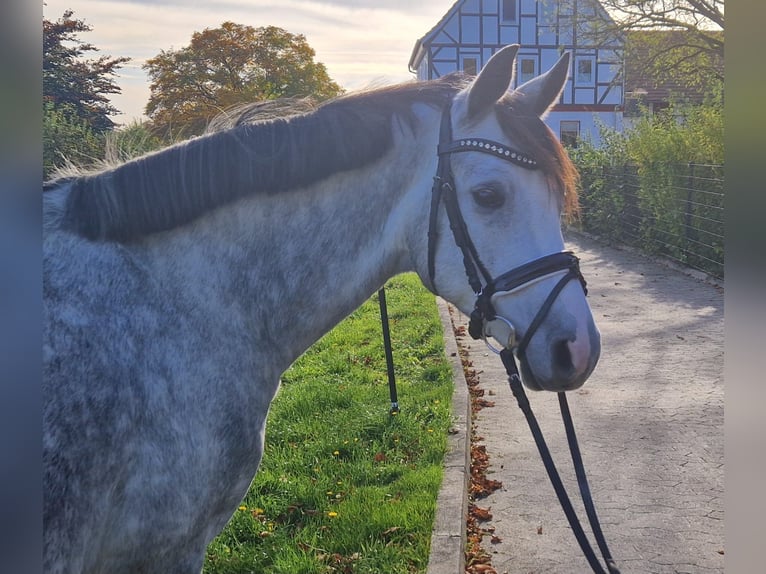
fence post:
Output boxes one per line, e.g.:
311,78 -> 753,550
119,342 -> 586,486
377,287 -> 399,415
684,162 -> 696,264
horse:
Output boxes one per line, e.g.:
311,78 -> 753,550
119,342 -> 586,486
43,45 -> 600,573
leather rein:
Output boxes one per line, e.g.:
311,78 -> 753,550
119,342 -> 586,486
426,101 -> 620,574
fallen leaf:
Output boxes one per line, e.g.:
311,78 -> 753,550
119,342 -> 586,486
471,506 -> 493,521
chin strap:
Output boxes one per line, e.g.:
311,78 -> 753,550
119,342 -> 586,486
500,349 -> 620,574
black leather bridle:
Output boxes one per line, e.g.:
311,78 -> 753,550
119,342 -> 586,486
426,101 -> 620,574
427,101 -> 588,362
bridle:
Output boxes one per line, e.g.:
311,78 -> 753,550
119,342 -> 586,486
426,101 -> 621,574
426,101 -> 587,368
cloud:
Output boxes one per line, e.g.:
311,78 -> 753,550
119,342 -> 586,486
43,0 -> 449,122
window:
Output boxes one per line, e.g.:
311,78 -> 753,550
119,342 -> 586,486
502,0 -> 517,22
519,58 -> 536,83
576,59 -> 593,84
463,57 -> 477,76
560,120 -> 580,148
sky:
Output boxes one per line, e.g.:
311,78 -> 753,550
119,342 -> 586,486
43,0 -> 454,124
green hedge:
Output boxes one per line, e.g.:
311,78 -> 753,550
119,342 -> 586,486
569,98 -> 723,278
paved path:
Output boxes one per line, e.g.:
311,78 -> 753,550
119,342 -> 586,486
442,232 -> 724,574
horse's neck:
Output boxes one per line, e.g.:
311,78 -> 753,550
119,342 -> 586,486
142,136 -> 434,373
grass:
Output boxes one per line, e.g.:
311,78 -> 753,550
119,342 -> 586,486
204,273 -> 454,573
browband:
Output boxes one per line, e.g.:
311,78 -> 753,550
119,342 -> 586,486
437,138 -> 538,169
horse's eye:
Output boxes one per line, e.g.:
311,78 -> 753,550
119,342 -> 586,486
472,187 -> 505,209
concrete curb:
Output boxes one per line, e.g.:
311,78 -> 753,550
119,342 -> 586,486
426,298 -> 470,574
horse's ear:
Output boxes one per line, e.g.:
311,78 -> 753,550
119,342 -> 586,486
514,51 -> 571,118
466,44 -> 520,119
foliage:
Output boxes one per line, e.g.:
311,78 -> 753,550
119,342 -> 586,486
623,28 -> 723,97
43,9 -> 129,132
44,112 -> 171,180
144,22 -> 343,139
623,91 -> 723,165
204,274 -> 454,573
568,129 -> 629,242
43,9 -> 132,178
570,97 -> 723,276
573,0 -> 724,92
43,101 -> 104,179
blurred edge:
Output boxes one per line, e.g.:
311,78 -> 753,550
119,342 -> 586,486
725,2 -> 766,573
0,1 -> 43,573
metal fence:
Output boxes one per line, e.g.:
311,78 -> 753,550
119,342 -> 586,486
575,162 -> 724,279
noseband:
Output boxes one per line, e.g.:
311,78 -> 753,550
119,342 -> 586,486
426,102 -> 587,360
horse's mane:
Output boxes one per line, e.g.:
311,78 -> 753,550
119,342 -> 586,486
45,74 -> 577,241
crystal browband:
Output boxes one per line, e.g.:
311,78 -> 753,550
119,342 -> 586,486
438,138 -> 538,169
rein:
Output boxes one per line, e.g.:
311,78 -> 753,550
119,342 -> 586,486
423,102 -> 621,573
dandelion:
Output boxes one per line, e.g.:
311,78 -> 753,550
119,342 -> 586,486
427,428 -> 434,433
238,505 -> 247,511
333,450 -> 340,456
327,511 -> 338,518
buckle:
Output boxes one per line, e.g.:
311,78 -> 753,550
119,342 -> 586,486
482,315 -> 517,355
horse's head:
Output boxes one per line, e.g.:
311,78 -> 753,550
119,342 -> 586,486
425,45 -> 600,392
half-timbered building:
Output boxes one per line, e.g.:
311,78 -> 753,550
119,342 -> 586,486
409,0 -> 625,146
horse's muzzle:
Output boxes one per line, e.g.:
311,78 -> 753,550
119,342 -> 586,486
519,324 -> 601,392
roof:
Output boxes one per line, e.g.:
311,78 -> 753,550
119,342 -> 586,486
408,0 -> 462,72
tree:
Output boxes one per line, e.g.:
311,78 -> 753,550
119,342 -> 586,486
43,9 -> 130,132
588,1 -> 724,90
143,22 -> 343,138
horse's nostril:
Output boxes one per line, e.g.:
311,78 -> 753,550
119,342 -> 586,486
552,338 -> 574,376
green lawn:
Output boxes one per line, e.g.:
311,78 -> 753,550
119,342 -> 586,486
204,273 -> 454,573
